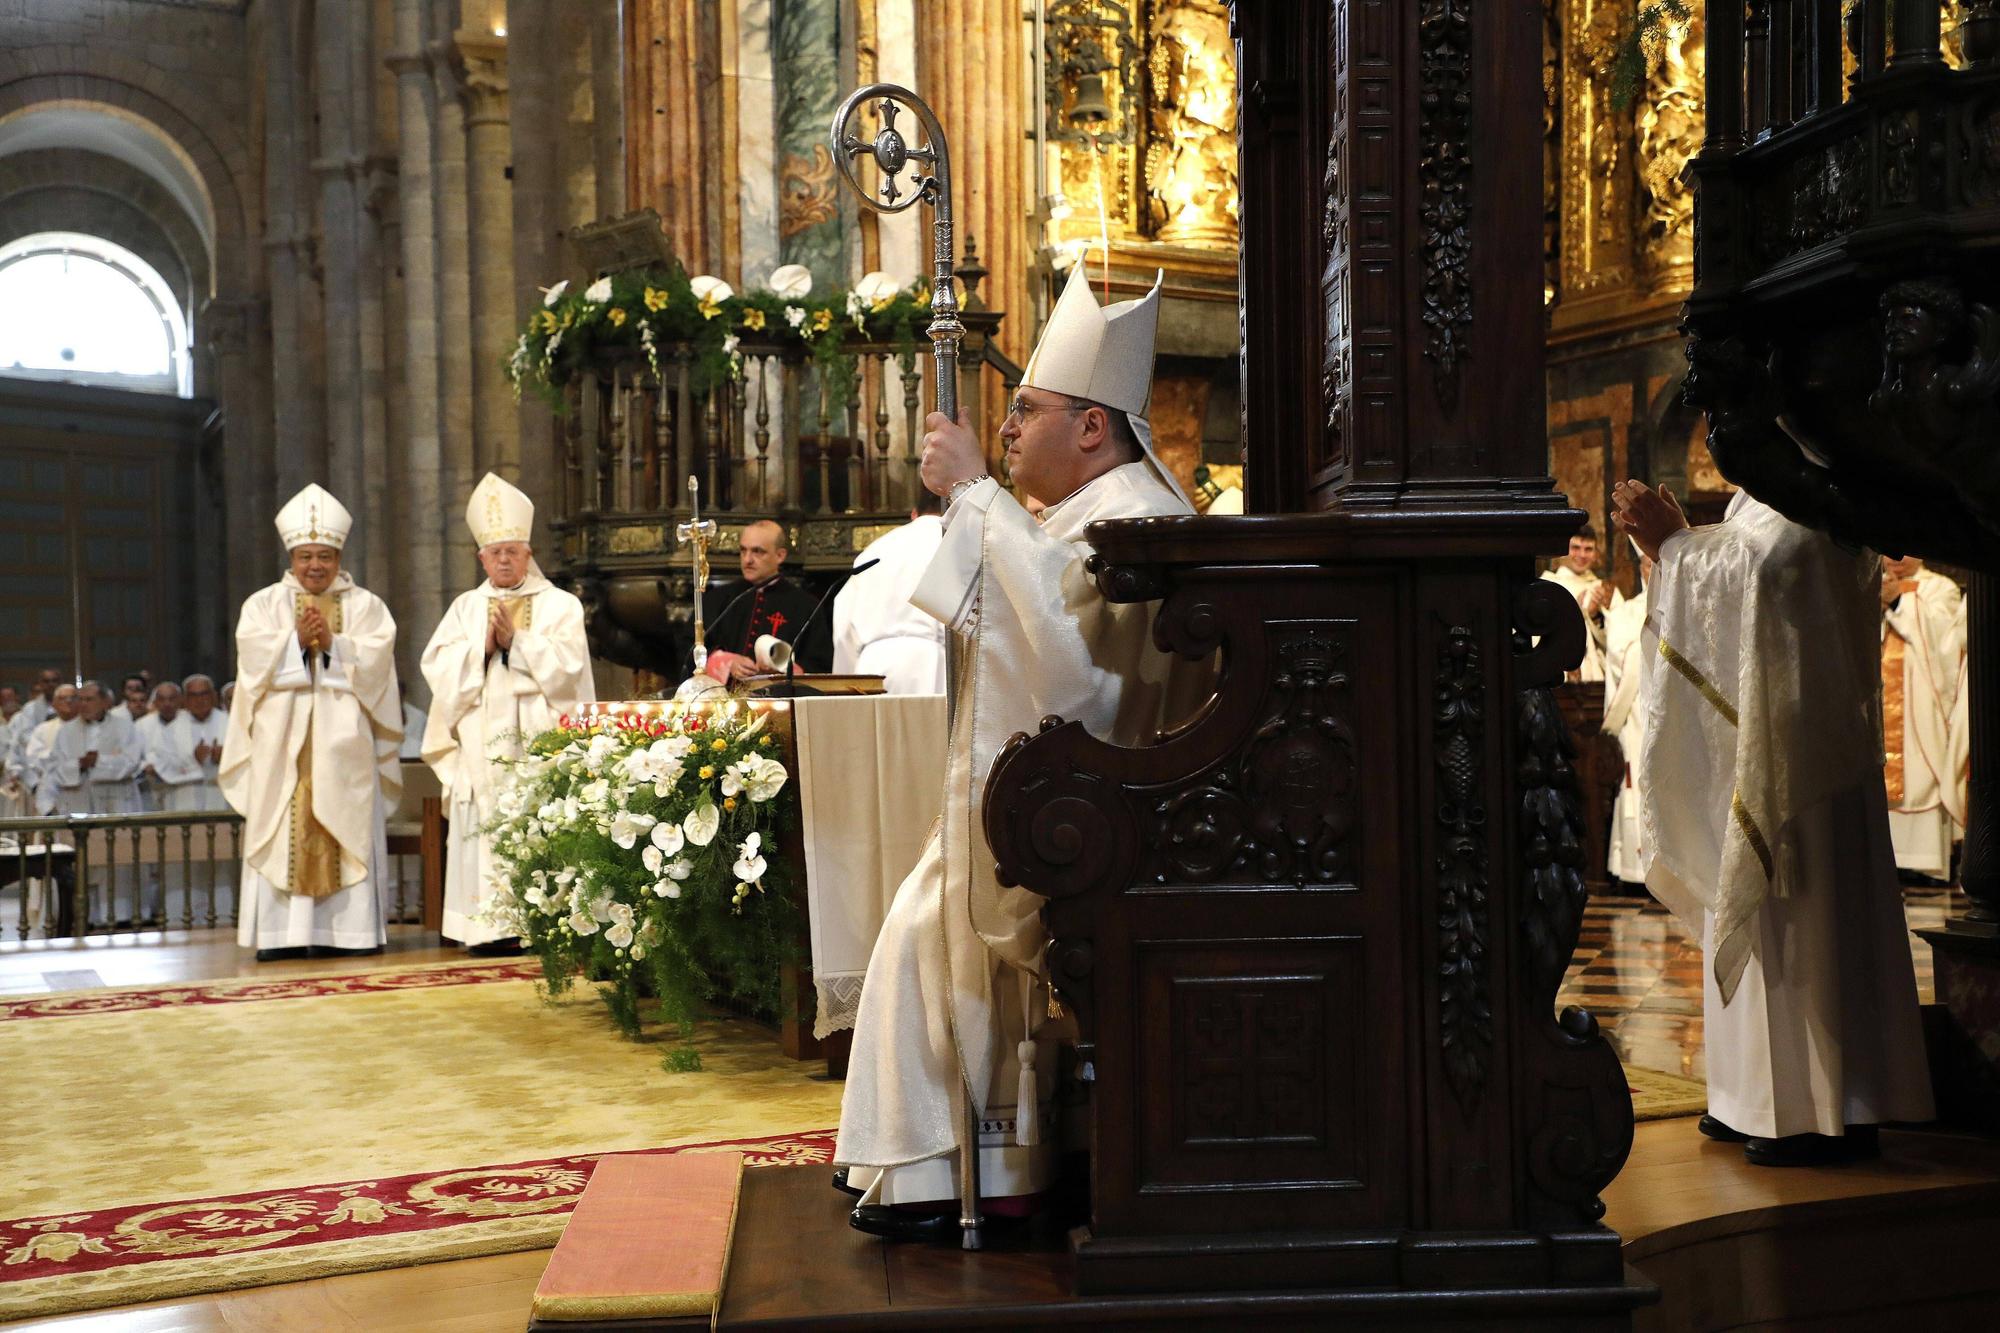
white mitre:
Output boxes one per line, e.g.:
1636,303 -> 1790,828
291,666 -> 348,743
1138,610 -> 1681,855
1021,265 -> 1189,505
467,472 -> 534,548
275,484 -> 353,551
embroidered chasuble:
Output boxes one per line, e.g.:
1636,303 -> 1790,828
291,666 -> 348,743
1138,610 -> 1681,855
1879,568 -> 1967,874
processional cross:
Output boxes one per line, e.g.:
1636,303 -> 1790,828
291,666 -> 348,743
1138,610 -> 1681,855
676,475 -> 716,674
828,83 -> 982,1251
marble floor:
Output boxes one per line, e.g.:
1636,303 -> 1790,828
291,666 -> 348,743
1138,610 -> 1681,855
1553,884 -> 1962,1082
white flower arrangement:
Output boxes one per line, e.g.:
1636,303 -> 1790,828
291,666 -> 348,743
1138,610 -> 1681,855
584,276 -> 613,303
485,705 -> 799,1068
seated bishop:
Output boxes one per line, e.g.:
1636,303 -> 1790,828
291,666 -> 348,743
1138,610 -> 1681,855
697,518 -> 834,683
836,265 -> 1203,1240
221,484 -> 403,961
421,473 -> 595,951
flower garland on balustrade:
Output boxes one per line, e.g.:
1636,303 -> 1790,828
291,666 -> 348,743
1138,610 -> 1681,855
483,703 -> 797,1072
505,263 -> 928,413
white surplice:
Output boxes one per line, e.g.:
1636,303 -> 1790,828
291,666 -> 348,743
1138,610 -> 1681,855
1543,565 -> 1622,682
836,463 -> 1199,1206
221,572 -> 402,950
150,709 -> 231,811
1601,585 -> 1649,884
1640,494 -> 1933,1138
1881,568 -> 1966,876
420,570 -> 593,946
43,713 -> 143,816
832,515 -> 948,695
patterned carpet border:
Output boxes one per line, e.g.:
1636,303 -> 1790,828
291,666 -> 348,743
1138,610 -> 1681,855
0,1128 -> 835,1322
0,958 -> 544,1022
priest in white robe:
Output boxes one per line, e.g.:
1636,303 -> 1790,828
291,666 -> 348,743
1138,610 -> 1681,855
1542,527 -> 1621,682
43,682 -> 143,817
133,682 -> 183,812
221,485 -> 403,960
831,492 -> 947,695
838,268 -> 1201,1240
155,676 -> 230,813
1879,556 -> 1966,879
10,683 -> 76,815
1614,478 -> 1932,1164
1601,550 -> 1652,886
421,472 -> 594,950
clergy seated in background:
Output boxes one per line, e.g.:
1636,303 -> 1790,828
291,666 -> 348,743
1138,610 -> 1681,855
121,673 -> 151,726
221,484 -> 403,962
422,473 -> 594,953
156,675 -> 230,813
1542,525 -> 1621,682
1614,478 -> 1934,1167
1879,555 -> 1968,881
399,684 -> 428,761
133,682 -> 183,812
836,266 -> 1200,1241
831,488 -> 947,694
11,683 -> 77,815
1601,547 -> 1653,887
43,681 -> 148,925
697,519 -> 834,683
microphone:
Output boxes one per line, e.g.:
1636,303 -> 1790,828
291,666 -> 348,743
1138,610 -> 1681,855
776,558 -> 881,698
682,576 -> 775,673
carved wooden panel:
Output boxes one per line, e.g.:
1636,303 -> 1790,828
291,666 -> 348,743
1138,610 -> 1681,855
1136,943 -> 1364,1195
1140,623 -> 1359,888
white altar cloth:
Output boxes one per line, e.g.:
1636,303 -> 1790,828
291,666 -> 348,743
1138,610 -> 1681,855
795,693 -> 948,1038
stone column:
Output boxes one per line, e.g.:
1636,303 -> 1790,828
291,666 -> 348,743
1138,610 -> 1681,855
461,38 -> 521,480
201,297 -> 275,617
314,0 -> 367,577
263,0 -> 329,498
390,0 -> 446,688
432,36 -> 477,604
359,158 -> 398,598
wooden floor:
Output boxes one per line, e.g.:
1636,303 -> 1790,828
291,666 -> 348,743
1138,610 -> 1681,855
1,897 -> 1990,1332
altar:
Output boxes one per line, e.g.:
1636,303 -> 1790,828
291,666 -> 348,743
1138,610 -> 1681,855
578,692 -> 947,1061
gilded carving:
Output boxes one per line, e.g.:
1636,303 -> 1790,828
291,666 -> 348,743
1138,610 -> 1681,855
1634,11 -> 1702,292
779,145 -> 838,239
1146,0 -> 1238,246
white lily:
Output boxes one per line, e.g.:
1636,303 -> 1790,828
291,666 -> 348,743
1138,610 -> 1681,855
767,263 -> 813,299
733,831 -> 767,883
642,844 -> 664,875
650,821 -> 686,855
690,275 -> 735,304
608,810 -> 656,849
584,276 -> 613,303
541,280 -> 569,306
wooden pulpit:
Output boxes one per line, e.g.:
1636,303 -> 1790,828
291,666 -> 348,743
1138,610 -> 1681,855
980,1 -> 1653,1320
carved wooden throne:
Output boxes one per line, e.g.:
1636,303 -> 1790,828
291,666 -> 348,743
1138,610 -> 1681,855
981,2 -> 1653,1319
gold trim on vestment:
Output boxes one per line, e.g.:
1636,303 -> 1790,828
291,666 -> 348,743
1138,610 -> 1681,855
1658,638 -> 1739,727
1730,788 -> 1775,881
286,590 -> 346,900
492,594 -> 534,633
1882,629 -> 1908,806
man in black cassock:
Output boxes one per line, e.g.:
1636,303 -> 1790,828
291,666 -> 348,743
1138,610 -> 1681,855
701,518 -> 834,680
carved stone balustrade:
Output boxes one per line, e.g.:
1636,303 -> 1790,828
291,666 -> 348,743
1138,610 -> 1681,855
983,507 -> 1646,1314
547,311 -> 1013,671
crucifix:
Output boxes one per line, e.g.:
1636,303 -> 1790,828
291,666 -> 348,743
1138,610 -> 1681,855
675,475 -> 716,675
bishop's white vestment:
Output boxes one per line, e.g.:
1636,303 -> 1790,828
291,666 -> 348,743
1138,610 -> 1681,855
832,515 -> 948,694
1601,585 -> 1649,884
420,570 -> 593,945
1639,494 -> 1933,1138
1543,565 -> 1621,682
1881,568 -> 1966,877
836,462 -> 1198,1205
221,572 -> 402,950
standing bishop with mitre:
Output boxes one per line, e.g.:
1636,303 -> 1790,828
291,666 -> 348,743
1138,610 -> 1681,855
222,484 -> 403,960
837,266 -> 1202,1240
422,473 -> 594,951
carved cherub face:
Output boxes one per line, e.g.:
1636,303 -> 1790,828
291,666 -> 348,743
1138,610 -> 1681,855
1882,298 -> 1941,359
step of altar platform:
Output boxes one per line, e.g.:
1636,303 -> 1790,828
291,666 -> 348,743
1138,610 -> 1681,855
696,1125 -> 2000,1330
527,1151 -> 742,1329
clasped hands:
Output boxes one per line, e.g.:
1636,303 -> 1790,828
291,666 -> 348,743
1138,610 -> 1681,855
296,606 -> 333,655
1610,479 -> 1689,563
484,600 -> 516,660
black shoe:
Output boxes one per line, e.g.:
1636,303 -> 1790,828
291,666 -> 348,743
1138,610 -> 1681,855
309,945 -> 385,958
1698,1114 -> 1749,1143
254,947 -> 310,962
848,1205 -> 963,1243
832,1168 -> 864,1198
1744,1124 -> 1880,1168
467,938 -> 527,957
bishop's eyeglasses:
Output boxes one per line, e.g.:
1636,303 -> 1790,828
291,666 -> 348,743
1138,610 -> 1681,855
1003,394 -> 1087,426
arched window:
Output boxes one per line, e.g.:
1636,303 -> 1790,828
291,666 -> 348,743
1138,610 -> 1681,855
0,232 -> 190,396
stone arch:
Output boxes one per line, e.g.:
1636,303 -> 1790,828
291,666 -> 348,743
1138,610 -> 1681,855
0,148 -> 210,311
0,46 -> 256,296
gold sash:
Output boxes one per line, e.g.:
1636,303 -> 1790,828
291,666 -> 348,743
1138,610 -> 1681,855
1882,630 -> 1907,806
286,589 -> 347,899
